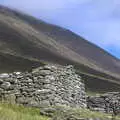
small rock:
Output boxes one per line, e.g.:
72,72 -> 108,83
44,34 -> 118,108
39,70 -> 52,76
1,82 -> 11,90
40,107 -> 56,117
3,94 -> 16,104
0,79 -> 3,84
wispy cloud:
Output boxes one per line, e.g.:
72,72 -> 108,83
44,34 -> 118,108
1,0 -> 91,20
1,0 -> 89,11
1,0 -> 120,58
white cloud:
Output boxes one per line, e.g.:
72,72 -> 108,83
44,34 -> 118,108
2,0 -> 89,11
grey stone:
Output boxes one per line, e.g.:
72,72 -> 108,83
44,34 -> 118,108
16,97 -> 34,105
40,107 -> 56,117
0,79 -> 3,84
3,94 -> 16,104
0,73 -> 9,78
0,64 -> 87,108
87,92 -> 120,114
35,89 -> 51,94
1,82 -> 11,90
39,70 -> 52,76
40,100 -> 50,106
44,65 -> 58,71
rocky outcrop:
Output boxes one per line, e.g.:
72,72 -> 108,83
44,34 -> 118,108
0,65 -> 86,108
87,92 -> 120,114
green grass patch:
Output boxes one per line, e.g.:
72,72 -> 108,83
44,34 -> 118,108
0,102 -> 50,120
0,102 -> 120,120
52,106 -> 112,120
86,91 -> 100,96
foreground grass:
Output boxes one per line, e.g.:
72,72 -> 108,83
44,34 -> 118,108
0,102 -> 119,120
0,103 -> 50,120
52,106 -> 112,120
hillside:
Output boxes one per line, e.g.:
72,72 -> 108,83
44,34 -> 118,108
0,5 -> 120,91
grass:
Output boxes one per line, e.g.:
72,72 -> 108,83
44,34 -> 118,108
0,103 -> 120,120
86,91 -> 102,96
75,109 -> 120,119
0,103 -> 50,120
52,106 -> 112,120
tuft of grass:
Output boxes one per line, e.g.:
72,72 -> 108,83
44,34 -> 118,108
0,102 -> 50,120
86,90 -> 103,96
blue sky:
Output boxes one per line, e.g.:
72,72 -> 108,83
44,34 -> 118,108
0,0 -> 120,58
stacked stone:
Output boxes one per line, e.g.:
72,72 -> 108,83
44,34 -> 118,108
87,92 -> 120,113
0,65 -> 86,108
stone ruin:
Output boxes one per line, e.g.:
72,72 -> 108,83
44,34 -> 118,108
0,65 -> 86,108
87,92 -> 120,114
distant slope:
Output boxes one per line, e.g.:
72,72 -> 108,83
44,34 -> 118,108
0,5 -> 119,91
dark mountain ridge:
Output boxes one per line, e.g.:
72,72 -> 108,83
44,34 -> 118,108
0,5 -> 120,91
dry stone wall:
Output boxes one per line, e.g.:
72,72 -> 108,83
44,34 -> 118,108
0,65 -> 86,108
87,92 -> 120,113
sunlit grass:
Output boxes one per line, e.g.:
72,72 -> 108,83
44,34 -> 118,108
52,106 -> 111,120
0,103 -> 50,120
0,102 -> 119,120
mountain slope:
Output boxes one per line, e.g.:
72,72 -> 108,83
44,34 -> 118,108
0,5 -> 119,91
